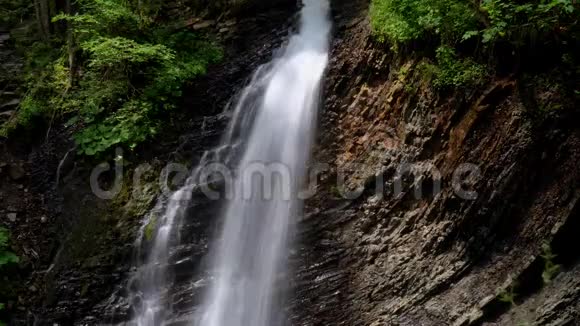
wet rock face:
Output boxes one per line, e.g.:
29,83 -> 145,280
290,0 -> 580,325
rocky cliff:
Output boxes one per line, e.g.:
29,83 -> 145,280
292,0 -> 580,325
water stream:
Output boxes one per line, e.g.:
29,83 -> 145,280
196,1 -> 331,325
129,1 -> 331,325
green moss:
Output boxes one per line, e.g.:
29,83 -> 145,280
144,215 -> 158,241
112,164 -> 161,219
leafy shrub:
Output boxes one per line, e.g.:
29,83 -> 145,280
5,0 -> 222,156
431,46 -> 487,88
0,0 -> 31,26
370,0 -> 577,88
70,31 -> 221,156
81,36 -> 174,69
52,0 -> 141,38
371,0 -> 577,46
471,0 -> 577,44
75,100 -> 157,155
63,0 -> 222,156
370,0 -> 478,45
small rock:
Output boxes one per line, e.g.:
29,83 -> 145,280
41,216 -> 47,223
7,213 -> 17,222
29,285 -> 37,292
192,20 -> 215,30
8,164 -> 25,181
0,99 -> 20,109
0,110 -> 15,117
224,19 -> 236,27
184,17 -> 201,27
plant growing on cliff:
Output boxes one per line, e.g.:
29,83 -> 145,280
370,0 -> 577,88
430,46 -> 487,88
541,242 -> 561,284
0,0 -> 31,26
144,215 -> 158,241
370,0 -> 478,45
3,0 -> 222,156
0,227 -> 18,268
0,226 -> 18,316
371,0 -> 577,46
498,283 -> 518,306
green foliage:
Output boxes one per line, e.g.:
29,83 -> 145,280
144,214 -> 157,241
371,0 -> 577,46
370,0 -> 577,88
473,0 -> 577,44
540,242 -> 561,284
423,46 -> 487,88
70,31 -> 221,156
0,228 -> 19,268
0,97 -> 41,137
6,0 -> 222,156
81,36 -> 174,69
397,65 -> 411,80
498,283 -> 518,306
0,42 -> 65,137
75,100 -> 157,155
370,0 -> 478,44
52,0 -> 141,38
69,22 -> 221,156
0,0 -> 31,26
13,96 -> 44,126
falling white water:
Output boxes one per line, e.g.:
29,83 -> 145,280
197,1 -> 331,326
127,56 -> 289,326
126,1 -> 330,325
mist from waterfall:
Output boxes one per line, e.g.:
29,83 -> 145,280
196,1 -> 331,325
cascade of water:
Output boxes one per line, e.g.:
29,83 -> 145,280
127,66 -> 274,325
197,1 -> 331,325
128,1 -> 330,325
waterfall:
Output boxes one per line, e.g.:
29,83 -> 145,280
127,0 -> 330,325
197,1 -> 331,325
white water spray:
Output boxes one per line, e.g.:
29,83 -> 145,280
197,1 -> 331,325
127,1 -> 330,325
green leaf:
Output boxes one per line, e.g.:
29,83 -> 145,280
462,30 -> 479,41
